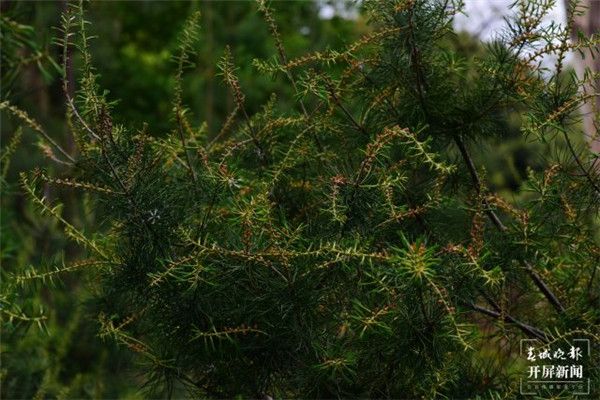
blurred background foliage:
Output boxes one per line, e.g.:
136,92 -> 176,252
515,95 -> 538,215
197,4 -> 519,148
0,0 -> 581,398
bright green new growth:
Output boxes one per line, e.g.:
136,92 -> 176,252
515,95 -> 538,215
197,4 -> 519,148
8,0 -> 600,398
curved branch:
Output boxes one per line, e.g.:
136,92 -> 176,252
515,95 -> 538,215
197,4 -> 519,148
454,135 -> 566,314
465,302 -> 548,342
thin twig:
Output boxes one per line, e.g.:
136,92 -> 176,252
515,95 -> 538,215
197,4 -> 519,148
325,79 -> 368,136
257,0 -> 323,152
454,135 -> 507,231
562,130 -> 600,195
0,101 -> 75,164
67,96 -> 128,193
175,111 -> 197,184
466,302 -> 548,342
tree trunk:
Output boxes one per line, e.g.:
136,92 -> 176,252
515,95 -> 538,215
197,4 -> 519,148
566,0 -> 600,155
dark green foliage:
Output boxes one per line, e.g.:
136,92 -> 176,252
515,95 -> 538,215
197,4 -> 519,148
2,0 -> 599,398
0,7 -> 61,92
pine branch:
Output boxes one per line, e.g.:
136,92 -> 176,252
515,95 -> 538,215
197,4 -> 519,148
256,0 -> 323,152
454,135 -> 566,314
466,302 -> 548,342
324,77 -> 368,136
400,1 -> 566,316
453,135 -> 507,231
175,111 -> 198,184
0,101 -> 75,164
562,129 -> 600,195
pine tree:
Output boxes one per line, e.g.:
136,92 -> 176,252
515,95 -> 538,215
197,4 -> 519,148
4,0 -> 599,398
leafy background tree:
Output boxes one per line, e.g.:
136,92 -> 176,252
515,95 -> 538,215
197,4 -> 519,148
1,0 -> 598,398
